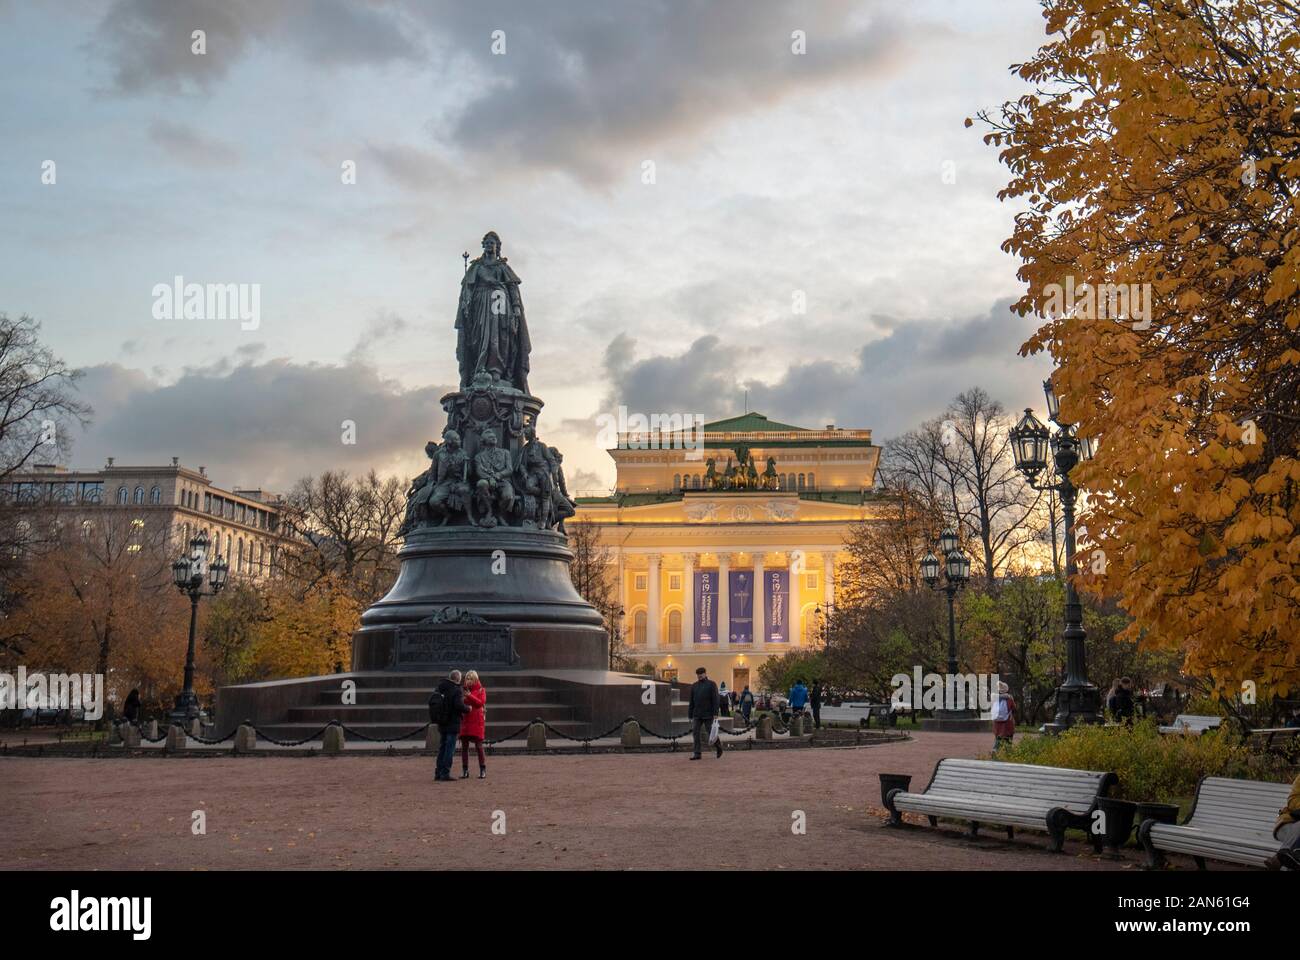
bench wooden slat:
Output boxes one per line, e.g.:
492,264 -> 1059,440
1139,776 -> 1291,869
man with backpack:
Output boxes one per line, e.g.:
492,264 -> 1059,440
430,669 -> 470,782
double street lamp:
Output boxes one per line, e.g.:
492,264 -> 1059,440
920,529 -> 973,720
1009,378 -> 1102,732
169,530 -> 229,726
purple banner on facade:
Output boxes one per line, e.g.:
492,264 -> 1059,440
694,570 -> 718,643
728,569 -> 754,644
765,569 -> 789,644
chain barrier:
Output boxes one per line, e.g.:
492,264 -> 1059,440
339,722 -> 431,743
110,714 -> 773,749
485,722 -> 534,746
250,723 -> 334,747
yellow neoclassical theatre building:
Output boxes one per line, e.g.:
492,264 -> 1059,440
574,413 -> 888,692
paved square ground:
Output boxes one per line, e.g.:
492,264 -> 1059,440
0,732 -> 1137,870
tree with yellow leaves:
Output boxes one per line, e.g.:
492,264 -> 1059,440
981,0 -> 1300,696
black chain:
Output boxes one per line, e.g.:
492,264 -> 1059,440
339,722 -> 431,743
118,720 -> 168,744
485,722 -> 534,746
250,723 -> 334,747
111,715 -> 765,748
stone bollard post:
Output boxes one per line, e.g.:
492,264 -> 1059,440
527,721 -> 546,751
621,720 -> 641,749
188,718 -> 203,739
122,724 -> 142,748
425,725 -> 439,754
756,715 -> 773,740
322,723 -> 345,754
789,715 -> 804,737
144,720 -> 159,740
108,722 -> 123,745
234,724 -> 257,753
165,725 -> 187,753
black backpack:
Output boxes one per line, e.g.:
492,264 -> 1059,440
428,689 -> 449,724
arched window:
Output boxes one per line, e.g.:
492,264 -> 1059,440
807,473 -> 815,490
667,609 -> 682,646
237,539 -> 245,573
117,486 -> 129,504
149,486 -> 162,504
226,534 -> 232,563
632,610 -> 647,647
81,520 -> 93,540
802,604 -> 819,645
673,474 -> 681,490
798,473 -> 806,490
133,486 -> 145,504
258,542 -> 265,576
693,474 -> 701,489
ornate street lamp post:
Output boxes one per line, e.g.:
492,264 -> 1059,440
1009,378 -> 1102,732
813,602 -> 835,648
169,531 -> 229,726
920,529 -> 972,719
610,605 -> 626,670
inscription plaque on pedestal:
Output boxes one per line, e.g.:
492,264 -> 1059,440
390,620 -> 519,670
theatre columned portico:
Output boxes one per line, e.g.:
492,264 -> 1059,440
574,413 -> 887,691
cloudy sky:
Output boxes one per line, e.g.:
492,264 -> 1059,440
0,0 -> 1054,494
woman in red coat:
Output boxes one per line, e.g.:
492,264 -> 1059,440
459,670 -> 487,779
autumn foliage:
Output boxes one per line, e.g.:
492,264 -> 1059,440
984,0 -> 1300,694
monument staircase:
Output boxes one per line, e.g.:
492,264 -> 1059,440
253,671 -> 592,743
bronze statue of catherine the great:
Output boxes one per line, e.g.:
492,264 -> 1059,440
456,230 -> 531,394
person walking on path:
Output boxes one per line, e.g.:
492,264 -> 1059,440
459,670 -> 488,780
992,681 -> 1017,752
810,679 -> 824,730
788,679 -> 809,717
718,682 -> 731,717
431,669 -> 470,782
688,666 -> 723,760
739,685 -> 755,723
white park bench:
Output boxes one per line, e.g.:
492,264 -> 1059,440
1158,714 -> 1222,735
819,702 -> 892,726
1138,776 -> 1294,869
884,758 -> 1116,852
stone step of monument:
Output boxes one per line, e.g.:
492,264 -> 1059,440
313,686 -> 563,705
255,718 -> 589,741
287,702 -> 577,723
321,673 -> 577,690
